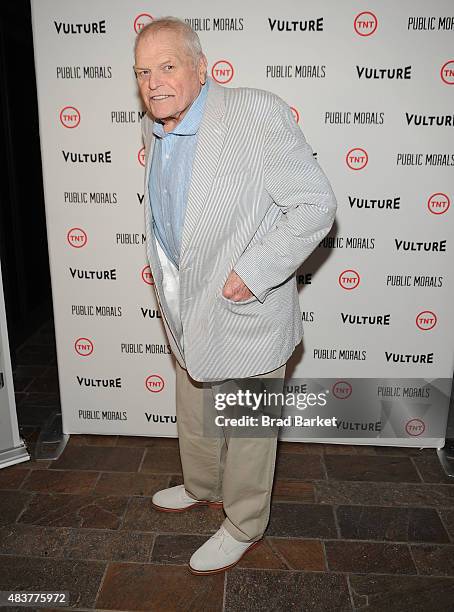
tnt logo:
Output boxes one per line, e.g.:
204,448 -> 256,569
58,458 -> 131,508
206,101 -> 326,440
428,192 -> 450,215
145,374 -> 165,392
416,310 -> 437,331
134,13 -> 154,34
211,60 -> 234,84
290,106 -> 300,124
142,265 -> 154,285
74,337 -> 94,356
440,60 -> 454,85
138,146 -> 146,167
60,106 -> 80,128
354,11 -> 378,36
332,381 -> 352,399
338,269 -> 360,290
405,418 -> 425,437
67,228 -> 87,248
346,147 -> 368,170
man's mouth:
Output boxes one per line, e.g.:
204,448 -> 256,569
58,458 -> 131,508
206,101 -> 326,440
150,95 -> 172,101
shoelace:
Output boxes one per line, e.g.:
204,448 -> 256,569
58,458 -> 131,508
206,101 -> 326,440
211,527 -> 254,555
212,528 -> 228,551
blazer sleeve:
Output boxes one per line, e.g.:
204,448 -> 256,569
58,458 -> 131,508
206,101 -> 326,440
233,95 -> 337,303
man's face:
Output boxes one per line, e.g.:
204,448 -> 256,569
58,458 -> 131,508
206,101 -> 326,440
134,30 -> 207,128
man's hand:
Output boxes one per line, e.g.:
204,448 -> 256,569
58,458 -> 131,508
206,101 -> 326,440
222,270 -> 254,302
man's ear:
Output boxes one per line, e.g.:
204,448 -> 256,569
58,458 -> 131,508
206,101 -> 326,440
199,54 -> 208,84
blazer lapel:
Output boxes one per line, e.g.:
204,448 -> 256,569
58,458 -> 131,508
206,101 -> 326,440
179,78 -> 228,268
144,131 -> 155,196
143,129 -> 162,282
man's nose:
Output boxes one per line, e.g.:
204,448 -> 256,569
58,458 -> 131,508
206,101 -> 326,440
147,73 -> 161,90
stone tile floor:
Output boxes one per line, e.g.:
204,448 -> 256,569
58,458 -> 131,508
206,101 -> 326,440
1,320 -> 454,610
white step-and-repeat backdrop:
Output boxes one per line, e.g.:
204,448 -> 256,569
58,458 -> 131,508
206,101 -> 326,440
31,0 -> 454,446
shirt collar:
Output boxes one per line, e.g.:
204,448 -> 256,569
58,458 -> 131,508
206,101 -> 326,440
152,79 -> 209,139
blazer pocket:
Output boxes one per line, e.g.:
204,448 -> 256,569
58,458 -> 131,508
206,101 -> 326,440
218,291 -> 258,306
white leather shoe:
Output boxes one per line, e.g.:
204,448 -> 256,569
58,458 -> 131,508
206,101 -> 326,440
151,484 -> 223,512
188,525 -> 262,574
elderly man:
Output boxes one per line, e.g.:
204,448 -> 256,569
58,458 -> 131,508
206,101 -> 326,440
135,17 -> 337,574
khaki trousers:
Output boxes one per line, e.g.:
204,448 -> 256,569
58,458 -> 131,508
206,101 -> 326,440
154,235 -> 286,542
175,359 -> 286,543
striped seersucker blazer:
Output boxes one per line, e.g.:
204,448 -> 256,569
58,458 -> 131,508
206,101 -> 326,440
141,76 -> 337,382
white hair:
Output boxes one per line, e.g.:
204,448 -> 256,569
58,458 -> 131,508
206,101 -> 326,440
135,16 -> 205,70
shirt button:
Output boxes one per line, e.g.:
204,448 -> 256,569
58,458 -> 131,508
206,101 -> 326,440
165,154 -> 170,159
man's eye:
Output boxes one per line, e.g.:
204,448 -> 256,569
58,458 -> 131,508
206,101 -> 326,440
164,65 -> 174,71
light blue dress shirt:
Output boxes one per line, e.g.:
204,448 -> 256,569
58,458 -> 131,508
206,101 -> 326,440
148,80 -> 209,270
